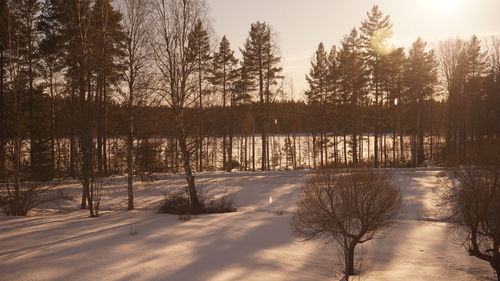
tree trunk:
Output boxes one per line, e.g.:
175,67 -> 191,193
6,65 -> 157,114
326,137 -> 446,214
175,107 -> 201,211
252,133 -> 255,171
227,106 -> 233,172
0,44 -> 4,180
346,242 -> 357,277
127,94 -> 134,210
343,133 -> 347,166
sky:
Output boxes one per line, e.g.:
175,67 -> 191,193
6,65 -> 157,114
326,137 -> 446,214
207,0 -> 500,100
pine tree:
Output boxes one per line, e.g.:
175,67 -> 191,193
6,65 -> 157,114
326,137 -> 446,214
439,38 -> 468,163
464,35 -> 488,146
385,47 -> 406,162
305,42 -> 329,166
306,42 -> 328,104
0,0 -> 9,180
326,45 -> 340,164
360,5 -> 392,167
9,0 -> 53,180
188,19 -> 211,172
337,28 -> 367,165
405,38 -> 438,166
211,35 -> 239,171
90,0 -> 126,176
241,21 -> 282,171
233,64 -> 255,170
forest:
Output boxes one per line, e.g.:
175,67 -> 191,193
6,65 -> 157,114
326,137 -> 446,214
1,0 -> 500,212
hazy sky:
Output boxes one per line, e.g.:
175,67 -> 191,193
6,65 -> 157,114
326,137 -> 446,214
208,0 -> 500,100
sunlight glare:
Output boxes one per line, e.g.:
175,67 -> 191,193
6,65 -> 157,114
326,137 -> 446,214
371,28 -> 395,56
425,0 -> 465,15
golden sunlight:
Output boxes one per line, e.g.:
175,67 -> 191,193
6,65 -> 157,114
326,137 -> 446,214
425,0 -> 465,14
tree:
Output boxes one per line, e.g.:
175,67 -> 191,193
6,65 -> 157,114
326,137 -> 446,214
39,0 -> 65,177
233,64 -> 255,170
384,47 -> 406,163
50,0 -> 100,216
464,35 -> 488,147
440,164 -> 500,281
118,0 -> 152,210
439,38 -> 467,164
405,38 -> 438,166
305,42 -> 329,166
0,0 -> 9,181
90,0 -> 126,176
151,0 -> 208,211
306,42 -> 329,104
9,0 -> 54,181
326,45 -> 341,164
211,35 -> 238,171
241,21 -> 282,171
293,170 -> 401,279
187,19 -> 211,172
337,28 -> 367,165
360,5 -> 392,168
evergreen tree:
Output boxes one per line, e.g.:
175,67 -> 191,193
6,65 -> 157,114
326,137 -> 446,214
211,35 -> 239,171
306,42 -> 328,104
305,42 -> 329,166
405,38 -> 438,166
326,45 -> 340,104
90,0 -> 126,176
337,28 -> 367,164
241,21 -> 282,171
326,45 -> 341,164
360,5 -> 392,167
0,0 -> 9,180
9,0 -> 53,181
385,47 -> 406,162
465,35 -> 488,145
187,19 -> 211,172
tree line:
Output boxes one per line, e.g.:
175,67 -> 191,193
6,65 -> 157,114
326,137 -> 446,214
0,1 -> 499,216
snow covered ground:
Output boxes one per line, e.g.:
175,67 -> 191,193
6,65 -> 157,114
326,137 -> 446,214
0,169 -> 496,281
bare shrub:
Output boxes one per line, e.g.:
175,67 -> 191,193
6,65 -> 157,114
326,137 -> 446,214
157,187 -> 236,215
293,169 -> 401,279
157,190 -> 192,214
0,182 -> 43,216
439,166 -> 500,280
0,181 -> 68,216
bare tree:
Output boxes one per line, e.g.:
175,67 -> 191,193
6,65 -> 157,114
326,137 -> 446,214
439,164 -> 500,280
293,170 -> 401,279
117,0 -> 153,210
150,0 -> 208,210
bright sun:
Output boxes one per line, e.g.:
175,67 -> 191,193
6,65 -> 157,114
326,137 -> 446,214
425,0 -> 464,14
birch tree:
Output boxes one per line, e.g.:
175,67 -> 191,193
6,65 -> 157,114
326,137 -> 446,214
150,0 -> 208,210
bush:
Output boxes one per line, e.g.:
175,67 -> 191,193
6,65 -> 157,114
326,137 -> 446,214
224,160 -> 240,171
0,183 -> 43,216
157,187 -> 236,215
0,182 -> 68,216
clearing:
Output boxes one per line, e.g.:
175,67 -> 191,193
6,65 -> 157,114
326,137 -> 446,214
0,169 -> 495,280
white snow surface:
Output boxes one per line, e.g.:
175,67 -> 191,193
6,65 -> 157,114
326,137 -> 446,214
0,168 -> 496,281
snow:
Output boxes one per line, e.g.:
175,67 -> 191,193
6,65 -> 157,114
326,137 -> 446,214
0,169 -> 496,281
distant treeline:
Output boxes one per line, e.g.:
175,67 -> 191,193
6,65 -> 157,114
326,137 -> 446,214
0,95 -> 451,138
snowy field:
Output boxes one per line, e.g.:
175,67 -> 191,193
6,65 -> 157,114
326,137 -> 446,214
0,169 -> 496,281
